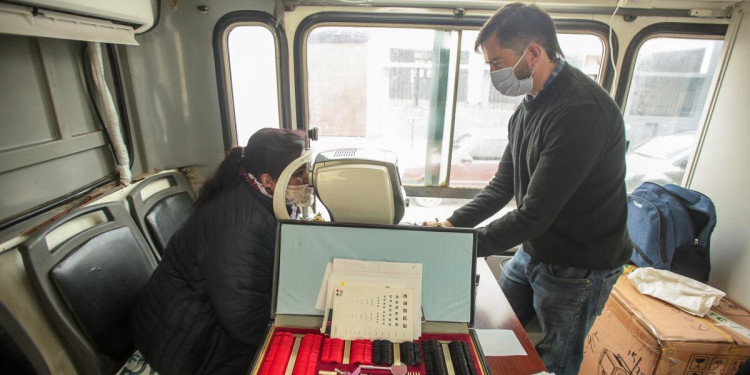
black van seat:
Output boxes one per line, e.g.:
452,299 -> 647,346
0,245 -> 78,374
20,202 -> 158,375
127,171 -> 195,257
0,316 -> 38,374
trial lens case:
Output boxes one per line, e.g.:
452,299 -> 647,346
246,220 -> 490,375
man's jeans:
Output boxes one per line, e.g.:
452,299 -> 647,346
498,248 -> 622,375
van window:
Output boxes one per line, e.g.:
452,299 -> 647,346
623,37 -> 723,191
227,25 -> 281,144
306,26 -> 604,189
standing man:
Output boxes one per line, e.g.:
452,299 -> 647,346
433,3 -> 631,374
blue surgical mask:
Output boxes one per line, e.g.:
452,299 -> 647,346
489,48 -> 534,97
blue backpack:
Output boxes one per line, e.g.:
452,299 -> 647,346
627,182 -> 717,282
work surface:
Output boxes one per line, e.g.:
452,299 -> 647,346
473,258 -> 546,375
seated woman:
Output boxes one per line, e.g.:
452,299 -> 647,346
131,128 -> 311,375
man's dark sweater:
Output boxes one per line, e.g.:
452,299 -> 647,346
448,63 -> 631,270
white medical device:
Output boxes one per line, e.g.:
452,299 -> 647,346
273,148 -> 407,225
273,150 -> 313,221
313,148 -> 407,225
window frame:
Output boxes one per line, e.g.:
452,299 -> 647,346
295,12 -> 617,199
615,23 -> 728,106
213,11 -> 292,150
615,23 -> 727,190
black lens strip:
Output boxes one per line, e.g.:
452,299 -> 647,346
399,342 -> 416,366
414,342 -> 423,366
422,340 -> 448,375
448,341 -> 471,375
383,340 -> 394,366
423,340 -> 435,375
461,341 -> 478,375
374,340 -> 393,366
372,340 -> 382,365
444,341 -> 478,375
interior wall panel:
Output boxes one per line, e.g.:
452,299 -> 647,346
0,148 -> 114,220
0,35 -> 56,151
38,38 -> 100,136
0,34 -> 113,223
689,7 -> 750,308
123,0 -> 276,175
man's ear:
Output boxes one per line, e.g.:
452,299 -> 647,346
527,43 -> 544,63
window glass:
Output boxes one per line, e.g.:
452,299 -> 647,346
227,25 -> 280,145
307,27 -> 603,180
307,27 -> 442,172
623,37 -> 723,191
306,26 -> 604,221
449,31 -> 603,188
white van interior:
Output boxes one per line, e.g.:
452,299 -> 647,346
1,0 -> 748,373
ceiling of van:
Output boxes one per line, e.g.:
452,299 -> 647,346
283,0 -> 739,13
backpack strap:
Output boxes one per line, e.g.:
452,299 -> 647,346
632,241 -> 655,265
663,184 -> 700,205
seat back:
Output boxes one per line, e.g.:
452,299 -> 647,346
0,246 -> 77,375
0,323 -> 37,375
126,171 -> 195,256
20,202 -> 158,375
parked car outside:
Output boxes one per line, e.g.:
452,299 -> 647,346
625,131 -> 695,191
401,129 -> 508,206
403,129 -> 696,206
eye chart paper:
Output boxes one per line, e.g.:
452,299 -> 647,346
319,259 -> 422,341
330,285 -> 414,342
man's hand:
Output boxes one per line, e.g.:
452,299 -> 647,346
422,219 -> 454,228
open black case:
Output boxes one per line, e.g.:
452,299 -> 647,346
248,220 -> 489,375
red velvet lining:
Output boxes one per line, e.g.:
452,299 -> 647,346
254,327 -> 484,375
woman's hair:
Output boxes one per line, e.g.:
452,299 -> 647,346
195,128 -> 306,207
475,3 -> 564,61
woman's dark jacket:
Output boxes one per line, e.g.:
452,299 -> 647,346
131,181 -> 277,374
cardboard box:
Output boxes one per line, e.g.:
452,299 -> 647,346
580,271 -> 750,375
248,221 -> 488,375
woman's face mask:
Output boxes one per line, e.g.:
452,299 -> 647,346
285,184 -> 314,207
489,48 -> 534,97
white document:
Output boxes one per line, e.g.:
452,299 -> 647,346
474,329 -> 526,356
330,284 -> 415,342
319,258 -> 422,339
321,279 -> 407,336
315,262 -> 332,311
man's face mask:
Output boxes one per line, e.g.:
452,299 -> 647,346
489,47 -> 535,97
285,184 -> 314,207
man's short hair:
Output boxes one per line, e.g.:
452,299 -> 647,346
476,3 -> 564,61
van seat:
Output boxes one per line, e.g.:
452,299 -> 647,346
20,202 -> 158,375
126,171 -> 195,257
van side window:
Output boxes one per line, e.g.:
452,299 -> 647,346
623,37 -> 724,191
305,26 -> 604,189
226,25 -> 281,144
